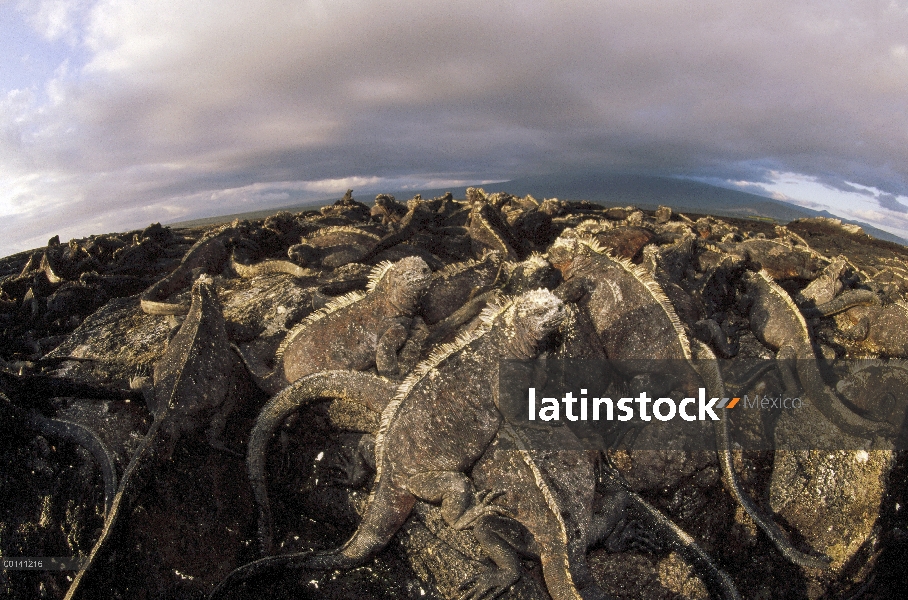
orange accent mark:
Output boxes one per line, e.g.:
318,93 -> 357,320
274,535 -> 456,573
726,397 -> 740,409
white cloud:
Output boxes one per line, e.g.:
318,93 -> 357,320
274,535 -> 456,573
2,1 -> 908,254
17,0 -> 88,44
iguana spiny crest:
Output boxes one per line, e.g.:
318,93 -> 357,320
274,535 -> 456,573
255,256 -> 432,389
548,234 -> 691,361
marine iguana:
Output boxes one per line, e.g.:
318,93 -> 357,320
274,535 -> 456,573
419,252 -> 503,326
64,276 -> 238,600
228,251 -> 319,279
288,225 -> 383,268
370,193 -> 409,224
795,255 -> 849,306
464,423 -> 612,600
547,235 -> 692,362
140,227 -> 232,315
209,289 -> 566,599
741,269 -> 889,436
717,237 -> 824,281
355,199 -> 446,264
234,256 -> 432,394
458,412 -> 744,599
547,235 -> 832,570
463,417 -> 744,600
466,189 -> 524,261
800,288 -> 880,318
831,299 -> 908,358
421,253 -> 559,350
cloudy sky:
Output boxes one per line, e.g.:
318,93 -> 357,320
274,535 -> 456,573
2,0 -> 908,256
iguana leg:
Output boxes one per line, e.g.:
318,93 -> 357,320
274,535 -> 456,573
839,316 -> 871,341
205,388 -> 242,457
775,345 -> 803,398
460,514 -> 523,600
405,471 -> 508,529
375,322 -> 409,377
406,472 -> 521,600
591,485 -> 661,553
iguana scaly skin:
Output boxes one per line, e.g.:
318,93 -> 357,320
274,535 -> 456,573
549,235 -> 831,570
236,256 -> 432,394
210,289 -> 566,599
140,228 -> 231,315
468,419 -> 738,599
742,269 -> 888,436
65,276 -> 237,600
420,252 -> 503,325
832,300 -> 908,358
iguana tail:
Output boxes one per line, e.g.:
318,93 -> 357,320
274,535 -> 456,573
0,392 -> 118,518
210,476 -> 415,600
801,288 -> 880,318
600,462 -> 743,600
64,418 -> 165,600
229,252 -> 319,279
207,551 -> 312,600
247,371 -> 399,555
140,267 -> 194,315
691,341 -> 832,571
27,412 -> 118,517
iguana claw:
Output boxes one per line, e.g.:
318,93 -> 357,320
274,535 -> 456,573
457,566 -> 519,600
452,489 -> 510,531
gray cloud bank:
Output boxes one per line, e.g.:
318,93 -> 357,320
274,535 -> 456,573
2,0 -> 908,255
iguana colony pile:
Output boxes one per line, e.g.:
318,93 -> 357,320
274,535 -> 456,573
1,189 -> 907,599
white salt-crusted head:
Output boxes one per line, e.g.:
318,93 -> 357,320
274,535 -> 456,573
512,288 -> 565,338
394,256 -> 432,290
369,256 -> 432,292
546,234 -> 580,264
372,256 -> 432,310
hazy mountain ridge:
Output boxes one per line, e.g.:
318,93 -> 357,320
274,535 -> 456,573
169,172 -> 907,245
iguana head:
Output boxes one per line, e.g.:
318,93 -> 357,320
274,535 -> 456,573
370,256 -> 432,313
493,288 -> 566,359
546,234 -> 599,279
500,253 -> 560,295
